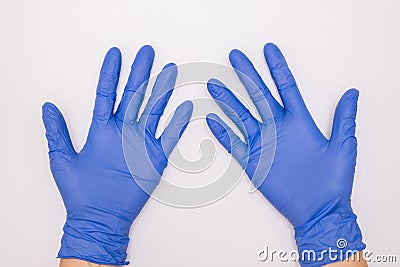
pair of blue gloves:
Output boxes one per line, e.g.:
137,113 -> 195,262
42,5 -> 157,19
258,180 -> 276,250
42,43 -> 365,266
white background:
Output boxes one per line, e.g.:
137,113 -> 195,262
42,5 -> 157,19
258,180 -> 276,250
1,0 -> 399,266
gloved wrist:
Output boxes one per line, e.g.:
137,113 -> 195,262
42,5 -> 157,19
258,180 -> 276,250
57,216 -> 132,265
294,199 -> 365,267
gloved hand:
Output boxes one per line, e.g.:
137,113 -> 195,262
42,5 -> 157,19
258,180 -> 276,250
206,43 -> 365,266
42,45 -> 193,265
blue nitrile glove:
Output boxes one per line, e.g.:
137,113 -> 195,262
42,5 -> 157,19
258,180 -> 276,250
206,43 -> 365,266
42,45 -> 193,265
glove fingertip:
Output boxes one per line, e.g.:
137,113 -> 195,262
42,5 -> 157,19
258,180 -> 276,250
107,47 -> 122,58
229,48 -> 245,63
42,102 -> 63,128
102,47 -> 122,74
162,62 -> 177,71
42,102 -> 58,114
176,101 -> 193,138
339,89 -> 360,114
207,78 -> 225,87
343,88 -> 359,99
139,44 -> 155,57
206,114 -> 227,138
205,113 -> 219,126
178,100 -> 193,113
263,42 -> 278,52
207,79 -> 227,96
263,42 -> 285,67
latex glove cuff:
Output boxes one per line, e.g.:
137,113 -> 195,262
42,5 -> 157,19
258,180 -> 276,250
57,216 -> 131,265
294,199 -> 366,267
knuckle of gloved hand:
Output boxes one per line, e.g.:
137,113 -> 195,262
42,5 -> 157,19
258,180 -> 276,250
340,136 -> 358,156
